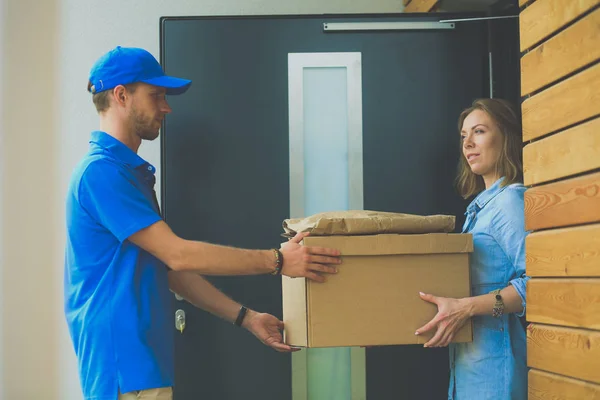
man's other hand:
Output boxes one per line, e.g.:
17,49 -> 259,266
243,310 -> 300,353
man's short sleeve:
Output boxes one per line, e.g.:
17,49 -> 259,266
78,159 -> 161,242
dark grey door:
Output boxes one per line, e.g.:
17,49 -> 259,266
160,13 -> 518,400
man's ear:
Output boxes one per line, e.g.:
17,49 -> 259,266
112,85 -> 128,107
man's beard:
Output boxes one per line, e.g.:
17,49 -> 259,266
131,107 -> 160,141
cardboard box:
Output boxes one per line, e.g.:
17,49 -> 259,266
282,233 -> 473,348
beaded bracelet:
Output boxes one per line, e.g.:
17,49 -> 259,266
270,248 -> 284,275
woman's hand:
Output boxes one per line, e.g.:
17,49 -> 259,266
415,292 -> 472,348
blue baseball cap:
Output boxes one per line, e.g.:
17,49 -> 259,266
88,46 -> 192,95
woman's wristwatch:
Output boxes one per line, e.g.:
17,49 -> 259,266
490,289 -> 505,318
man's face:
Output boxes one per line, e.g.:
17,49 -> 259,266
128,83 -> 172,141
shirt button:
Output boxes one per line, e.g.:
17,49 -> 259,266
148,166 -> 152,171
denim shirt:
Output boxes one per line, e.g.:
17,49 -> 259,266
449,178 -> 529,400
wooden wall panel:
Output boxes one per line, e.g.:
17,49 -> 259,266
527,279 -> 600,329
527,324 -> 600,384
520,0 -> 600,51
404,0 -> 437,12
526,224 -> 600,277
525,171 -> 600,231
521,8 -> 600,96
522,63 -> 600,141
523,117 -> 600,185
529,369 -> 600,400
522,0 -> 600,392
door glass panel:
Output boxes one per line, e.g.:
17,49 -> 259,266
303,67 -> 349,214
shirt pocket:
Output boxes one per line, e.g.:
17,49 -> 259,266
470,231 -> 510,281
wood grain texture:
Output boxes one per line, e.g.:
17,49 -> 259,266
529,369 -> 600,400
523,117 -> 600,185
526,224 -> 600,277
525,172 -> 600,231
404,0 -> 437,12
528,324 -> 600,384
521,8 -> 600,96
520,0 -> 600,51
522,62 -> 600,141
527,279 -> 600,329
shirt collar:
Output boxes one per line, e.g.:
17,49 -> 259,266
467,177 -> 507,213
89,130 -> 152,170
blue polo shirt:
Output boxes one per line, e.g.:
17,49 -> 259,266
64,131 -> 173,400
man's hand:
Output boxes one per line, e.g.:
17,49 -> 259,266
242,310 -> 300,353
280,232 -> 341,282
415,292 -> 472,348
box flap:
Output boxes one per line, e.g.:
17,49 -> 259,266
303,233 -> 473,256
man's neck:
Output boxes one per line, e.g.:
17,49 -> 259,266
99,117 -> 141,153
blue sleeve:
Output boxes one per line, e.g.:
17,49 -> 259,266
491,186 -> 529,317
78,159 -> 162,242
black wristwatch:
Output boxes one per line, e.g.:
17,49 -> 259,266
234,305 -> 248,327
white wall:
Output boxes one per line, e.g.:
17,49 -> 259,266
1,0 -> 61,399
2,1 -> 403,399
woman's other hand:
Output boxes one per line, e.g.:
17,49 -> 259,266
415,292 -> 472,348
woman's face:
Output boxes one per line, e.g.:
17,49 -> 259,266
461,109 -> 503,187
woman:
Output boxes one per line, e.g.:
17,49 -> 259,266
416,98 -> 528,400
